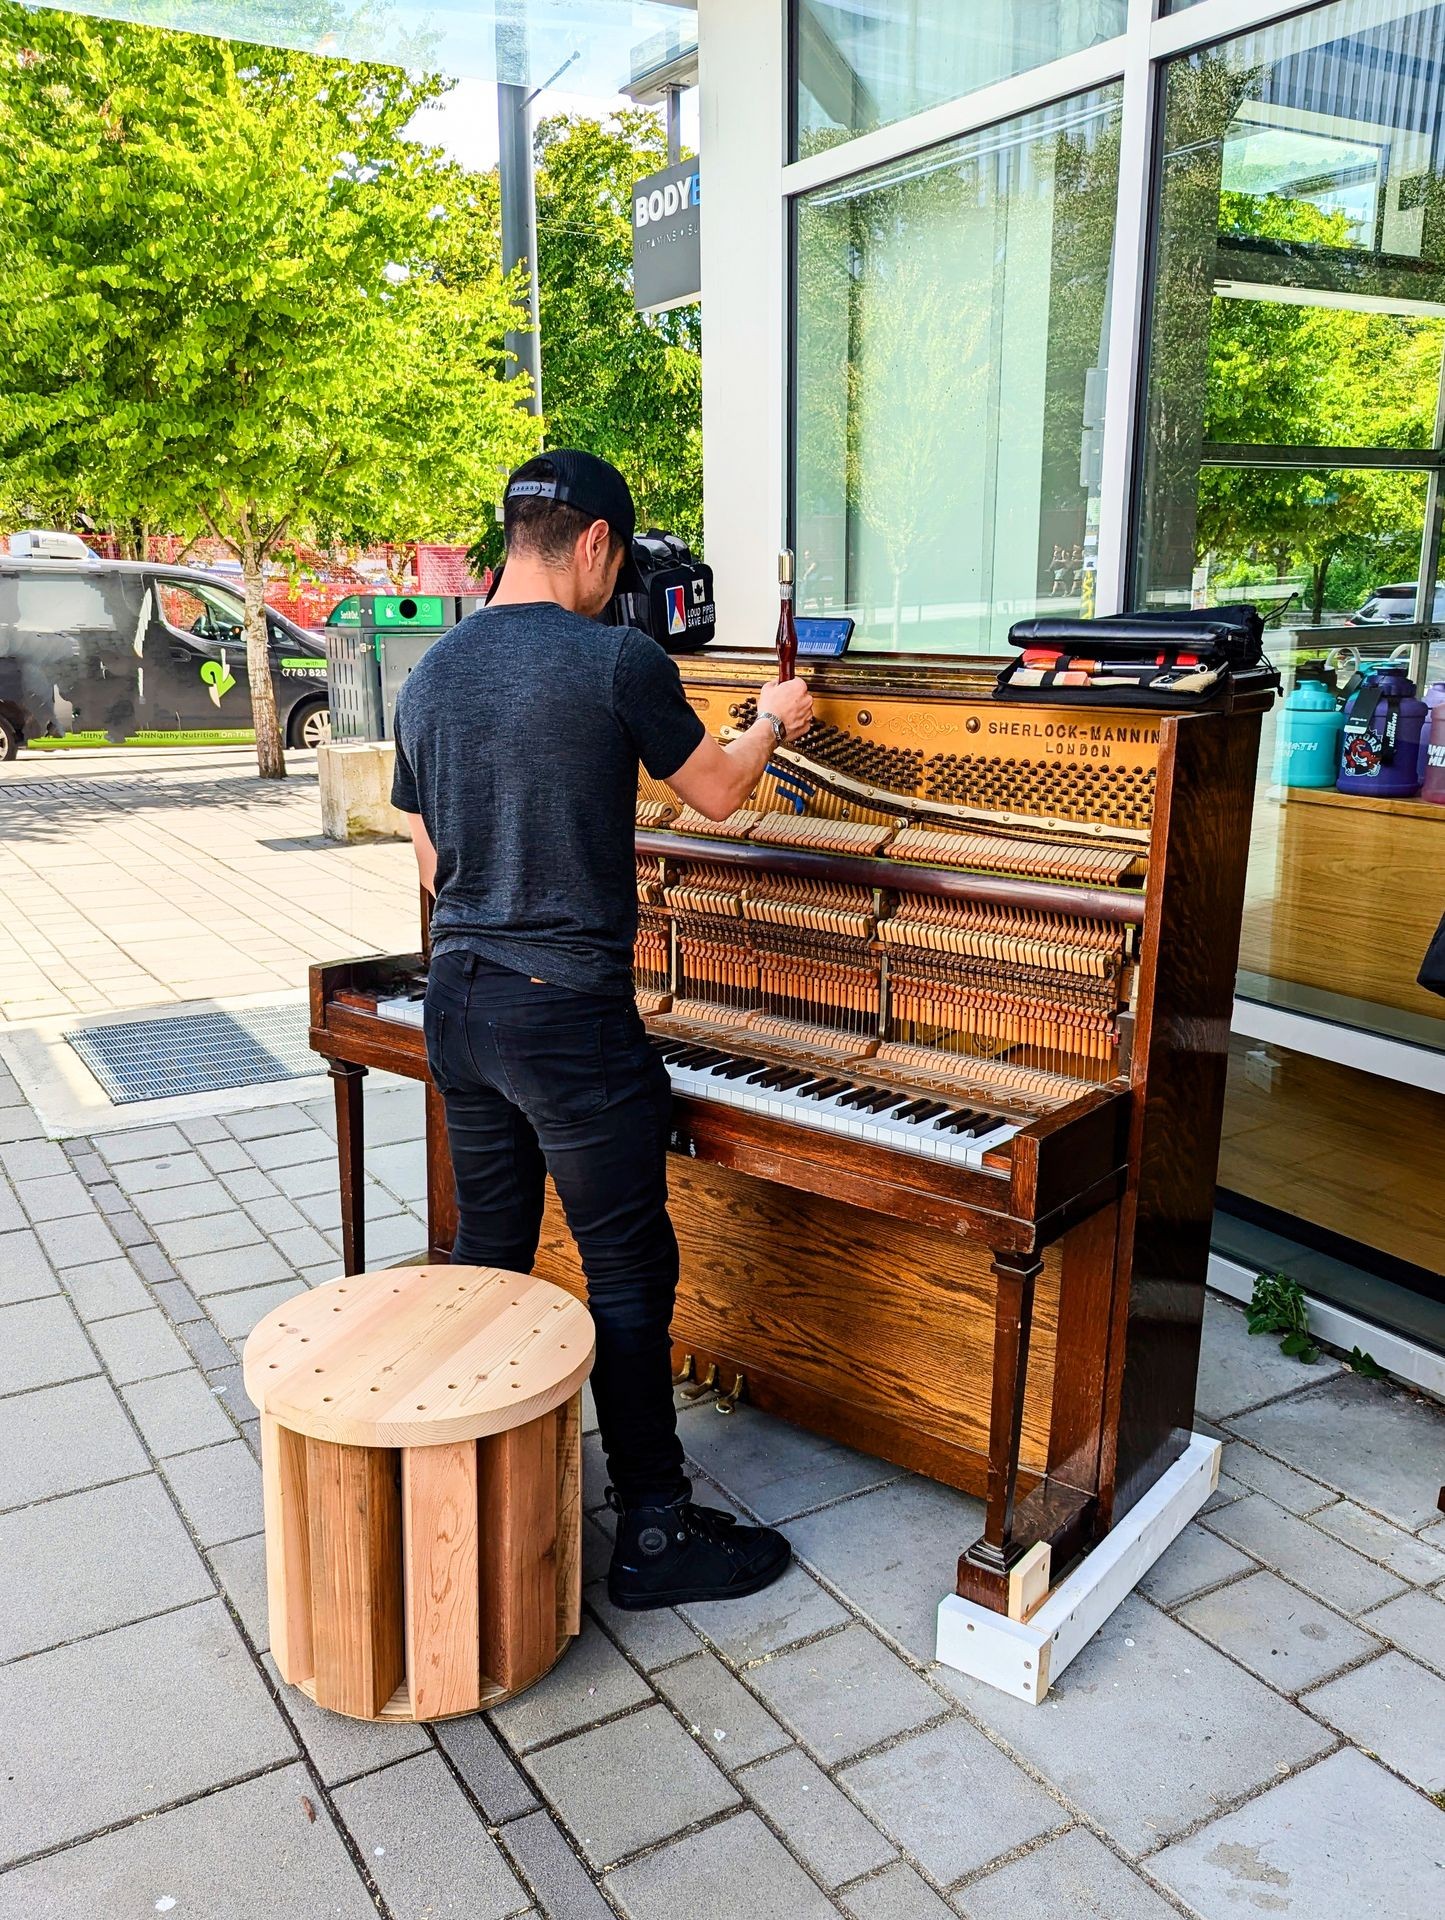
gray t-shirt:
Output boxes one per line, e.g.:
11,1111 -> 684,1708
391,602 -> 705,997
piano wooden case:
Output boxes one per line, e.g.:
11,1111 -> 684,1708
311,652 -> 1268,1620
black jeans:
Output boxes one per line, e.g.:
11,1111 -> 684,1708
424,949 -> 688,1507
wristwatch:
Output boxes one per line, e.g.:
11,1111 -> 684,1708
759,709 -> 787,746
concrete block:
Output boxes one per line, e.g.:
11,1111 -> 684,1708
96,1125 -> 191,1165
0,1138 -> 68,1182
0,1375 -> 147,1511
246,1194 -> 310,1234
0,1294 -> 97,1396
743,1624 -> 942,1764
227,1104 -> 316,1141
1360,1586 -> 1445,1678
0,1475 -> 212,1661
0,1600 -> 293,1862
197,1138 -> 254,1174
271,1224 -> 337,1269
161,1438 -> 263,1546
0,1179 -> 22,1236
837,1863 -> 955,1920
180,1115 -> 230,1144
1195,1291 -> 1343,1420
434,1715 -> 539,1824
0,1228 -> 58,1307
133,1180 -> 242,1226
58,1255 -> 151,1322
222,1167 -> 279,1203
317,739 -> 408,842
653,1649 -> 791,1768
963,1827 -> 1180,1920
180,1317 -> 241,1371
1231,1373 -> 1445,1531
35,1210 -> 121,1268
175,1242 -> 290,1296
1138,1521 -> 1255,1608
153,1209 -> 265,1260
489,1618 -> 652,1753
113,1151 -> 212,1195
1216,1438 -> 1337,1516
88,1306 -> 190,1385
1178,1569 -> 1380,1691
1205,1494 -> 1406,1614
207,1363 -> 259,1423
1311,1500 -> 1445,1586
1152,1748 -> 1445,1919
207,1278 -> 306,1340
331,1752 -> 529,1919
584,1582 -> 699,1673
0,1764 -> 375,1920
740,1746 -> 895,1888
262,1653 -> 428,1784
0,1107 -> 44,1145
604,1810 -> 835,1920
677,1399 -> 904,1523
499,1809 -> 614,1920
128,1243 -> 179,1287
841,1716 -> 1066,1885
16,1171 -> 94,1221
122,1367 -> 238,1455
209,1532 -> 270,1651
1303,1649 -> 1445,1794
271,1159 -> 343,1199
522,1704 -> 739,1869
247,1127 -> 334,1172
151,1277 -> 206,1324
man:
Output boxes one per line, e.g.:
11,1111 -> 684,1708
392,450 -> 812,1611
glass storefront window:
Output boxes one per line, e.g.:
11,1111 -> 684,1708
793,87 -> 1122,653
793,1 -> 1126,157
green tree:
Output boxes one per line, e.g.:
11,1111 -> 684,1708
0,10 -> 535,776
533,111 -> 702,550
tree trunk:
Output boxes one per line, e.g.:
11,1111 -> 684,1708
1310,552 -> 1332,625
242,546 -> 286,780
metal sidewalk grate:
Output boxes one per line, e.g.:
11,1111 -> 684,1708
65,1004 -> 316,1105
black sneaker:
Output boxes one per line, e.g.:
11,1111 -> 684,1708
605,1487 -> 791,1611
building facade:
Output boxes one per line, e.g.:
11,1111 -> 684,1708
698,0 -> 1445,1362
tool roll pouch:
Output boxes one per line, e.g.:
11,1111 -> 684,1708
996,606 -> 1269,710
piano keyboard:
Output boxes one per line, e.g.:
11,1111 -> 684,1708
651,1037 -> 1020,1169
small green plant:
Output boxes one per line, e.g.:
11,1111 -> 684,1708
1245,1270 -> 1319,1363
1346,1347 -> 1387,1379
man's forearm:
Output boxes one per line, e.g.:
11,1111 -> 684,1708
716,717 -> 780,816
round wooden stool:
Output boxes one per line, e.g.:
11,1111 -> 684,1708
243,1265 -> 595,1722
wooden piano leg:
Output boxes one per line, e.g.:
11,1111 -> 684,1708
956,1250 -> 1042,1613
426,1081 -> 457,1263
329,1060 -> 366,1276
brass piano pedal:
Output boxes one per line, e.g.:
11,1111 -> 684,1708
672,1352 -> 696,1386
715,1373 -> 746,1415
679,1362 -> 719,1402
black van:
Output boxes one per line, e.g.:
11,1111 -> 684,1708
0,556 -> 330,760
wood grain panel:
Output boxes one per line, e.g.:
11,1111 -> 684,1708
260,1415 -> 313,1686
555,1395 -> 583,1642
305,1437 -> 405,1718
478,1414 -> 559,1693
402,1440 -> 480,1720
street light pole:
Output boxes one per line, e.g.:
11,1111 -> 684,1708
495,3 -> 541,417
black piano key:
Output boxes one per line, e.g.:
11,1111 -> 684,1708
767,1068 -> 813,1090
935,1109 -> 984,1133
791,1077 -> 834,1095
743,1066 -> 778,1085
862,1088 -> 910,1113
894,1098 -> 941,1123
957,1113 -> 1005,1137
750,1066 -> 793,1088
710,1057 -> 756,1078
833,1087 -> 876,1109
803,1079 -> 851,1101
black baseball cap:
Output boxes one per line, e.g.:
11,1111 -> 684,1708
499,449 -> 643,593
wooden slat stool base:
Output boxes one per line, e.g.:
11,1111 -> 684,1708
243,1265 -> 594,1722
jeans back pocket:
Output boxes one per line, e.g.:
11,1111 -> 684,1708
493,1015 -> 609,1127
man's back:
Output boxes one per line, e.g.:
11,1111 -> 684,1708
391,601 -> 702,997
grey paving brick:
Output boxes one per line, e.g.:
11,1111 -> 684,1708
679,1400 -> 904,1522
499,1808 -> 615,1920
207,1277 -> 305,1340
247,1126 -> 333,1171
0,1293 -> 97,1396
210,1531 -> 270,1650
0,1599 -> 294,1862
180,1316 -> 240,1371
1196,1291 -> 1344,1420
271,1223 -> 337,1268
1214,1438 -> 1340,1515
1178,1568 -> 1380,1691
95,1124 -> 191,1164
112,1150 -> 212,1194
1360,1586 -> 1445,1677
104,1204 -> 153,1244
132,1179 -> 243,1226
0,1762 -> 376,1920
0,1375 -> 147,1511
584,1582 -> 699,1672
1137,1522 -> 1255,1608
1152,1748 -> 1445,1920
1310,1499 -> 1445,1585
524,1703 -> 738,1868
221,1166 -> 279,1203
605,1810 -> 836,1920
35,1209 -> 121,1268
1230,1372 -> 1445,1531
88,1182 -> 129,1215
936,1594 -> 1333,1856
361,1210 -> 428,1264
58,1255 -> 151,1322
0,1180 -> 22,1236
246,1192 -> 309,1234
435,1714 -> 540,1823
295,1179 -> 404,1232
239,1417 -> 261,1457
261,1653 -> 428,1783
837,1862 -> 955,1920
180,1115 -> 230,1144
175,1242 -> 290,1296
0,1138 -> 68,1182
489,1617 -> 653,1753
741,1746 -> 895,1888
0,1227 -> 58,1307
127,1241 -> 178,1286
151,1276 -> 206,1323
227,1103 -> 315,1141
88,1306 -> 190,1385
1302,1649 -> 1445,1793
198,1137 -> 254,1174
153,1208 -> 264,1260
654,1649 -> 791,1768
69,1149 -> 108,1185
1204,1493 -> 1407,1614
161,1437 -> 263,1546
208,1362 -> 259,1423
332,1752 -> 530,1919
963,1828 -> 1180,1920
122,1366 -> 238,1455
744,1624 -> 942,1763
366,1137 -> 427,1201
0,1474 -> 212,1660
0,1106 -> 43,1145
16,1171 -> 94,1221
269,1158 -> 340,1199
842,1716 -> 1066,1885
787,1475 -> 984,1662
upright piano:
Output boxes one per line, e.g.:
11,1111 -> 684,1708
311,651 -> 1269,1618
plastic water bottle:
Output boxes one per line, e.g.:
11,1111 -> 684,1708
1416,680 -> 1445,782
1277,664 -> 1343,788
1337,663 -> 1427,797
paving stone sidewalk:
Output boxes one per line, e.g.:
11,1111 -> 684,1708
3,1052 -> 1445,1919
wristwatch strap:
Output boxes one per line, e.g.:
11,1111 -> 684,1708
759,710 -> 786,746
